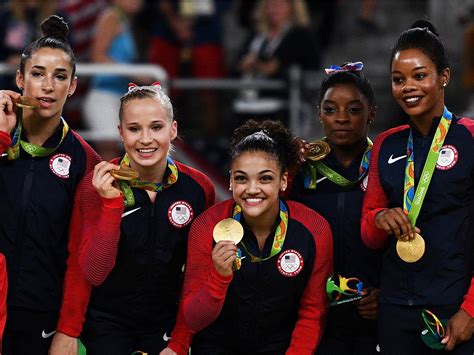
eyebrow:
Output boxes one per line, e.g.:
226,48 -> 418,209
31,65 -> 68,73
323,99 -> 363,105
392,65 -> 428,74
234,169 -> 275,175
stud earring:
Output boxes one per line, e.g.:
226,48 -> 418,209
442,82 -> 447,87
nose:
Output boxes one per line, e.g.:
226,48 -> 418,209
139,129 -> 152,144
247,179 -> 261,194
402,78 -> 416,93
42,75 -> 54,92
335,110 -> 349,124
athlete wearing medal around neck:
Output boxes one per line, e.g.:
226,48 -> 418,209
0,15 -> 102,355
361,19 -> 474,354
167,119 -> 333,354
290,62 -> 382,355
69,82 -> 215,355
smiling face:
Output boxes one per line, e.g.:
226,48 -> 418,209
118,97 -> 177,175
230,150 -> 287,223
391,48 -> 449,123
319,83 -> 374,148
16,47 -> 77,121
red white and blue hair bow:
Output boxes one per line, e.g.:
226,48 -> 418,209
325,62 -> 364,75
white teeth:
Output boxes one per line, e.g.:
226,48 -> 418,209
138,148 -> 156,153
405,97 -> 420,103
246,198 -> 262,203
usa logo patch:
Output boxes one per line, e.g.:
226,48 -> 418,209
168,201 -> 194,228
277,249 -> 304,277
49,154 -> 71,178
436,145 -> 458,170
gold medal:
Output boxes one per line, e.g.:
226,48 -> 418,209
396,233 -> 425,263
14,96 -> 40,109
110,165 -> 139,181
213,218 -> 243,244
304,140 -> 331,161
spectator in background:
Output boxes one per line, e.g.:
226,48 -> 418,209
141,0 -> 230,136
234,0 -> 320,127
0,0 -> 58,90
59,0 -> 107,129
83,0 -> 143,161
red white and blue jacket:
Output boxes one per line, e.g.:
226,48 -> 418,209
361,114 -> 474,315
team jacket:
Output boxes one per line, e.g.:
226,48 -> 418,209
0,124 -> 100,316
169,199 -> 333,355
361,114 -> 474,315
290,150 -> 382,337
69,158 -> 214,338
291,150 -> 382,289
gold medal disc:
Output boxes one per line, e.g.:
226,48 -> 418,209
396,233 -> 425,263
14,96 -> 40,109
213,218 -> 244,244
304,140 -> 331,161
110,165 -> 139,181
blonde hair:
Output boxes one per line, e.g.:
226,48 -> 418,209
255,0 -> 310,32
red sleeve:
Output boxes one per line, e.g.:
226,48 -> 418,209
0,254 -> 7,350
168,203 -> 232,354
461,276 -> 474,317
0,131 -> 11,154
78,188 -> 124,286
361,129 -> 398,249
57,139 -> 101,337
286,202 -> 333,354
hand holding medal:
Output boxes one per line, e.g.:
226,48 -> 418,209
212,219 -> 244,276
303,140 -> 331,162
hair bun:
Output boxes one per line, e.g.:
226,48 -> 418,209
41,15 -> 69,41
410,19 -> 439,37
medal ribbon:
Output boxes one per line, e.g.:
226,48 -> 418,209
7,118 -> 69,160
403,107 -> 452,226
117,155 -> 178,207
232,200 -> 288,262
304,138 -> 372,189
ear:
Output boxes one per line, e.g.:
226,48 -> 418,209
280,171 -> 288,191
117,123 -> 123,141
68,76 -> 78,97
15,70 -> 24,91
170,120 -> 178,141
440,68 -> 450,87
368,105 -> 377,125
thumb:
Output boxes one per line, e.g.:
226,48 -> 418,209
441,324 -> 450,344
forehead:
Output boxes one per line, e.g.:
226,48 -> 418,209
323,83 -> 367,103
392,48 -> 436,71
27,47 -> 73,72
232,150 -> 280,172
121,97 -> 168,122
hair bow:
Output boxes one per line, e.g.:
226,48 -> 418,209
325,62 -> 364,75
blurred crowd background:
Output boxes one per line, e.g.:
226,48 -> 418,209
0,0 -> 473,187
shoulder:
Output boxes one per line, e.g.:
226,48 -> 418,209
176,161 -> 214,190
287,200 -> 330,234
374,125 -> 409,145
190,199 -> 233,234
455,116 -> 474,139
70,130 -> 101,173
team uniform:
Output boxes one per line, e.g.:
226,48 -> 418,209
361,113 -> 474,354
169,199 -> 333,355
0,122 -> 100,354
71,157 -> 215,354
291,147 -> 382,355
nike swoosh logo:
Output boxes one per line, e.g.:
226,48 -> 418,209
163,332 -> 171,342
316,176 -> 327,183
121,207 -> 141,218
41,330 -> 56,338
1,153 -> 7,158
388,154 -> 407,164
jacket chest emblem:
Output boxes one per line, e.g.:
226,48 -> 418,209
168,200 -> 194,228
277,249 -> 304,277
49,153 -> 71,179
436,145 -> 458,170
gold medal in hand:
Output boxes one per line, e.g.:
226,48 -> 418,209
304,140 -> 331,161
213,218 -> 243,244
396,233 -> 425,263
110,165 -> 139,181
14,96 -> 40,109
